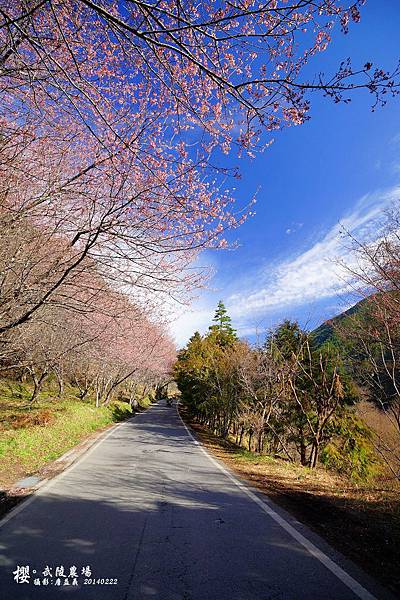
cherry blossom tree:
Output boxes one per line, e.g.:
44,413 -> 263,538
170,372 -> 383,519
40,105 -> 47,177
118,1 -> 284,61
4,285 -> 176,404
1,1 -> 398,409
1,0 -> 398,337
1,0 -> 398,150
0,117 -> 244,336
0,234 -> 176,405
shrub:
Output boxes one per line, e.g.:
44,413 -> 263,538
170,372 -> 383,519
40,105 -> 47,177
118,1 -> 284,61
321,413 -> 379,481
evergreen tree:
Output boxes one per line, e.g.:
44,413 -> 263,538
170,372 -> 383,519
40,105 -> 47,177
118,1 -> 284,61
265,319 -> 306,360
208,300 -> 238,346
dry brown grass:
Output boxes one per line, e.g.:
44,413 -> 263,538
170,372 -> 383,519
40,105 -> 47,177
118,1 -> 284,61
8,409 -> 56,429
357,400 -> 400,483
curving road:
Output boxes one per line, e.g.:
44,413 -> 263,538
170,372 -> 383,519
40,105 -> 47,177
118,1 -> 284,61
0,403 -> 393,599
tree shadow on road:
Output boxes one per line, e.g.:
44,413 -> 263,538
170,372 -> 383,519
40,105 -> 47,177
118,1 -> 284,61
0,405 -> 395,600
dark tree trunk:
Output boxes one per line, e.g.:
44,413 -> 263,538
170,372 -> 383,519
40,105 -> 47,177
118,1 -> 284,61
30,370 -> 48,403
299,426 -> 307,466
309,440 -> 320,468
248,430 -> 253,452
239,428 -> 244,447
257,432 -> 264,454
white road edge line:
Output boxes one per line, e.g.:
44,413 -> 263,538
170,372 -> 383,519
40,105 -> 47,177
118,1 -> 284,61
176,403 -> 377,600
0,405 -> 155,529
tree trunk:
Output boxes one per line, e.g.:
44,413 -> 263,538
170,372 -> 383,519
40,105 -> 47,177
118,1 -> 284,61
30,369 -> 48,403
55,369 -> 64,397
103,387 -> 114,406
299,426 -> 308,466
248,430 -> 253,452
257,431 -> 264,454
80,387 -> 89,401
300,443 -> 307,466
239,427 -> 244,447
309,441 -> 320,468
95,378 -> 102,408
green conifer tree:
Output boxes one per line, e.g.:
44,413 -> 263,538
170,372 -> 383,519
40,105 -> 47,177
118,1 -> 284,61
208,300 -> 237,346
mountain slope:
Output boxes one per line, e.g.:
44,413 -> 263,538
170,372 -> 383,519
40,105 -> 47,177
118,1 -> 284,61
312,298 -> 368,346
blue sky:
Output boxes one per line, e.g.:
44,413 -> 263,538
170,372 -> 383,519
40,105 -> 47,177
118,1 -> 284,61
170,1 -> 400,347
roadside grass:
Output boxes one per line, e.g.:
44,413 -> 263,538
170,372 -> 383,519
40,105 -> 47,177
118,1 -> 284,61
0,379 -> 137,490
356,400 -> 400,480
136,395 -> 152,409
183,415 -> 400,596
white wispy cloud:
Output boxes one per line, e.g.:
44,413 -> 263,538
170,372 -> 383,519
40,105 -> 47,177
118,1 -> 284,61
285,222 -> 303,235
228,186 -> 399,321
169,186 -> 399,346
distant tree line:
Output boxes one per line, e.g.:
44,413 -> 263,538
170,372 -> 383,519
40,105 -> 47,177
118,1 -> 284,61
0,264 -> 176,405
176,210 -> 400,481
175,303 -> 373,478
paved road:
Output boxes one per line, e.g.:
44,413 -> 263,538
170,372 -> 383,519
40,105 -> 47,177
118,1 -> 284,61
0,403 -> 393,600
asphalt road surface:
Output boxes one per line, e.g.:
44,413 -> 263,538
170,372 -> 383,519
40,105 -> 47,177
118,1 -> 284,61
0,403 -> 393,600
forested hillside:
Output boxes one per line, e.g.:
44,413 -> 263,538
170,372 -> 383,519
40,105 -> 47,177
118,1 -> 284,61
311,298 -> 368,347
